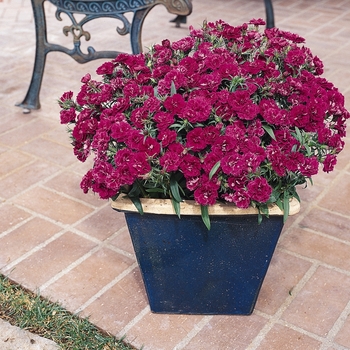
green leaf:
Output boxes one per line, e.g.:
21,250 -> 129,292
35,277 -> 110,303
295,126 -> 302,142
171,198 -> 181,218
290,188 -> 300,203
275,198 -> 283,212
267,192 -> 277,203
170,123 -> 183,128
170,81 -> 177,96
128,196 -> 144,215
209,161 -> 221,180
128,183 -> 141,197
154,86 -> 161,100
170,175 -> 182,203
262,124 -> 276,141
283,192 -> 290,223
201,205 -> 211,230
259,203 -> 269,217
145,188 -> 165,193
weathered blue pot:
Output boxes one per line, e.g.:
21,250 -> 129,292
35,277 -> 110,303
112,198 -> 300,315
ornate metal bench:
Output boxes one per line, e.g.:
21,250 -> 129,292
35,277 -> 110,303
17,0 -> 274,113
17,0 -> 192,112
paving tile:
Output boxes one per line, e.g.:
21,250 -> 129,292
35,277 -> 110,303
334,313 -> 350,348
0,217 -> 61,269
0,160 -> 61,199
126,312 -> 204,350
12,187 -> 94,225
323,69 -> 350,95
0,203 -> 31,233
43,125 -> 75,146
296,183 -> 324,203
310,168 -> 340,188
255,250 -> 312,315
0,150 -> 33,178
81,268 -> 148,333
280,211 -> 299,232
75,205 -> 127,241
0,113 -> 32,135
43,171 -> 106,207
282,266 -> 350,337
108,226 -> 136,256
19,138 -> 75,167
256,323 -> 321,350
314,24 -> 341,36
7,231 -> 97,290
0,144 -> 8,156
299,207 -> 350,241
0,118 -> 57,147
334,139 -> 350,170
185,314 -> 266,350
318,173 -> 350,216
69,157 -> 96,177
43,247 -> 134,312
280,227 -> 350,272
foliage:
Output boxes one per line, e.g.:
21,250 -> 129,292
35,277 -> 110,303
59,19 -> 349,228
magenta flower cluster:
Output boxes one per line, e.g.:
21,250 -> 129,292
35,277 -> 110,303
59,19 -> 349,213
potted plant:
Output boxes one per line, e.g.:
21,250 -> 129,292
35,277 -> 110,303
58,19 -> 349,315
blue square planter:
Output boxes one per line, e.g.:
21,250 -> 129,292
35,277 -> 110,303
123,211 -> 284,315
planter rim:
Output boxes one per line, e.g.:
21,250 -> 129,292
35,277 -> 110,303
111,196 -> 300,216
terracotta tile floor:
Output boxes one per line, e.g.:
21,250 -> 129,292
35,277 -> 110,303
1,0 -> 350,349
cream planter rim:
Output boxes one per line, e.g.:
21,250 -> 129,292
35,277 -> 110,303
111,196 -> 300,216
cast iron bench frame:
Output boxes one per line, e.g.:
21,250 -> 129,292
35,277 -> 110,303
16,0 -> 274,112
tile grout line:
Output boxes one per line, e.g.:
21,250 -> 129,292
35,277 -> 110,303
306,7 -> 350,37
30,226 -> 135,292
116,305 -> 151,340
267,246 -> 350,349
7,200 -> 109,235
0,158 -> 37,182
275,318 -> 348,350
63,227 -> 109,246
38,183 -> 106,209
173,316 -> 213,350
279,248 -> 350,279
2,229 -> 69,273
70,224 -> 135,260
0,215 -> 34,239
0,200 -> 134,292
74,262 -> 139,314
292,224 -> 350,247
288,163 -> 350,231
39,245 -> 102,292
246,262 -> 320,350
311,202 -> 350,221
2,203 -> 81,233
0,163 -> 99,210
319,298 -> 350,350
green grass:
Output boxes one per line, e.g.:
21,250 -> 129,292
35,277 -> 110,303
0,274 -> 136,350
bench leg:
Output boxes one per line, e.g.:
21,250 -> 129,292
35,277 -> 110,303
16,0 -> 47,112
264,0 -> 275,28
130,9 -> 152,54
